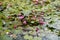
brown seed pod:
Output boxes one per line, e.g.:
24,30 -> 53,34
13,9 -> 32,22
0,2 -> 2,6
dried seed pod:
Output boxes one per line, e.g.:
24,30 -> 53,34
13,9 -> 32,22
0,2 -> 2,6
14,25 -> 17,29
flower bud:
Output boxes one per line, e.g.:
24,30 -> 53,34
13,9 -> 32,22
23,20 -> 27,25
14,25 -> 17,29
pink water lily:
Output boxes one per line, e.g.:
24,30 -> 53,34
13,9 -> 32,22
19,15 -> 24,20
33,0 -> 38,2
23,20 -> 27,24
39,18 -> 45,25
36,0 -> 38,2
39,21 -> 45,25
